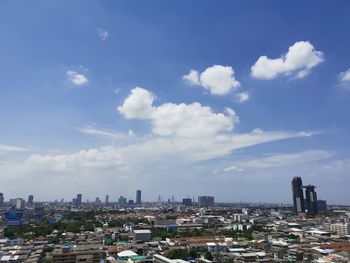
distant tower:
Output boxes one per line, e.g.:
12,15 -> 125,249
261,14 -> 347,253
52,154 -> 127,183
105,195 -> 109,205
136,190 -> 142,205
77,194 -> 82,205
304,185 -> 318,215
27,195 -> 34,207
198,196 -> 215,207
291,177 -> 305,214
0,193 -> 4,207
16,198 -> 25,209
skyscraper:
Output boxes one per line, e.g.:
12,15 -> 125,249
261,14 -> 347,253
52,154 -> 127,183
291,177 -> 305,214
76,194 -> 82,207
304,185 -> 318,215
136,190 -> 142,205
27,195 -> 34,207
16,198 -> 25,210
198,196 -> 215,207
105,195 -> 109,205
182,198 -> 192,206
0,193 -> 4,207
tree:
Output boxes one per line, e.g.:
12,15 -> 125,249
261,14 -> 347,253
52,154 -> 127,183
204,251 -> 213,261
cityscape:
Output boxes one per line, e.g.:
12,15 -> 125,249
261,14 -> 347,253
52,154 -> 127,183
1,1 -> 350,263
0,177 -> 350,262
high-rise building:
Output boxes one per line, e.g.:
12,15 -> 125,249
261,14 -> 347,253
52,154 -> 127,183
16,198 -> 25,210
27,195 -> 34,207
76,194 -> 82,207
198,196 -> 215,207
291,177 -> 305,214
118,196 -> 127,206
182,198 -> 192,206
304,185 -> 318,215
317,200 -> 327,212
105,195 -> 109,205
0,193 -> 4,207
136,190 -> 142,205
95,197 -> 101,205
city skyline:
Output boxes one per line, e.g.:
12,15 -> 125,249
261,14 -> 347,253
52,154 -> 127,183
0,1 -> 350,204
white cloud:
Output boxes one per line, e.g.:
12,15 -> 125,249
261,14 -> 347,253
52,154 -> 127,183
118,87 -> 239,138
78,125 -> 135,141
338,68 -> 350,88
97,28 -> 109,41
117,87 -> 155,119
114,88 -> 122,94
8,129 -> 314,176
183,65 -> 241,95
66,70 -> 88,86
223,165 -> 244,173
238,150 -> 333,169
251,41 -> 324,79
236,92 -> 249,103
182,69 -> 200,85
0,144 -> 29,153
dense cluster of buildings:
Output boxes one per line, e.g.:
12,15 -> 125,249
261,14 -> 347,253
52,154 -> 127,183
0,182 -> 349,262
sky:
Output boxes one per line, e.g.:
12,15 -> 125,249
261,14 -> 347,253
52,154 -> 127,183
0,1 -> 350,204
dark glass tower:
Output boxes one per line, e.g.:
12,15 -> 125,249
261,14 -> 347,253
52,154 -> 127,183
27,195 -> 34,207
292,177 -> 305,214
136,190 -> 142,205
304,185 -> 318,215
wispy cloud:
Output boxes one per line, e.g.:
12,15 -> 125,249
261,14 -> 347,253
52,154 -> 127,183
0,144 -> 30,153
78,125 -> 135,141
97,28 -> 109,41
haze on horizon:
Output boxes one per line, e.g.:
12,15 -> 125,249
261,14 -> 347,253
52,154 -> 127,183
0,1 -> 350,205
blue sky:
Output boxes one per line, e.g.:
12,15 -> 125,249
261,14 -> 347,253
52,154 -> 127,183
0,1 -> 350,204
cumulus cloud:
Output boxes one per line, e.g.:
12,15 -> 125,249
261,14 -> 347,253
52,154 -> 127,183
183,69 -> 200,85
117,87 -> 155,119
183,65 -> 241,95
251,41 -> 324,79
97,28 -> 109,41
118,87 -> 239,138
66,70 -> 88,86
338,68 -> 350,88
236,92 -> 249,103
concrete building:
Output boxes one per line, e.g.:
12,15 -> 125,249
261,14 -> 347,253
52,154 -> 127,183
16,198 -> 25,210
198,196 -> 214,207
52,244 -> 104,263
132,229 -> 151,242
330,223 -> 350,236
